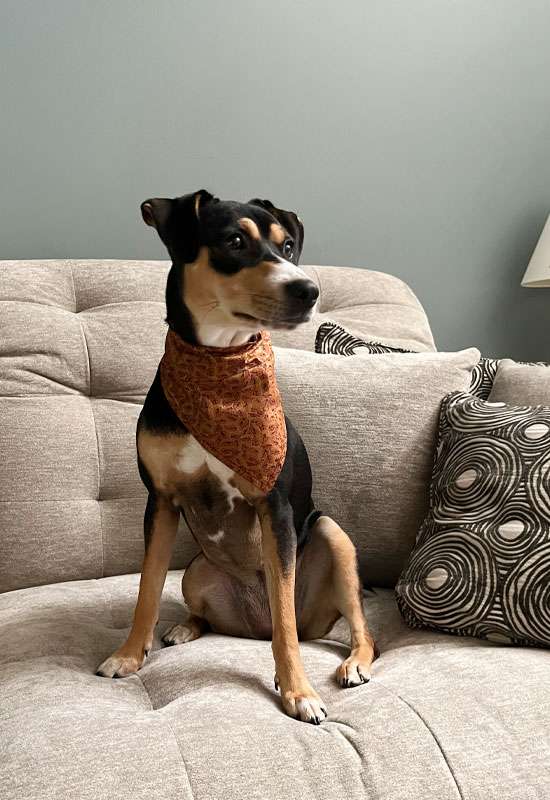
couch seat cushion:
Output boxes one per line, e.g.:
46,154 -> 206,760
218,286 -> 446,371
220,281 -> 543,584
1,572 -> 549,800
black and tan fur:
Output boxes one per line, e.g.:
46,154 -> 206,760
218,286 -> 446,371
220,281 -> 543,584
96,191 -> 376,724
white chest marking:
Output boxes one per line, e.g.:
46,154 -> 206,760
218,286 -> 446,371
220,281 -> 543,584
208,529 -> 225,544
176,436 -> 243,512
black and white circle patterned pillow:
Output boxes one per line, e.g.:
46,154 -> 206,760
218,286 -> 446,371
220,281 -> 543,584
396,391 -> 550,647
315,321 -> 499,400
315,321 -> 415,356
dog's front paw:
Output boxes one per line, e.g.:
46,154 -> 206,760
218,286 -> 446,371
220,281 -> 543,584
96,647 -> 148,679
279,684 -> 328,725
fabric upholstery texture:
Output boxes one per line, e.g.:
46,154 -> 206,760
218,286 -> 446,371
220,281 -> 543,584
0,260 -> 433,593
397,391 -> 550,647
1,260 -> 547,799
489,358 -> 550,405
275,346 -> 479,586
2,570 -> 550,800
314,320 -> 499,400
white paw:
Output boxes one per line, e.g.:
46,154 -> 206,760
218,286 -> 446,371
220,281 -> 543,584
162,623 -> 200,646
336,658 -> 371,688
96,649 -> 147,678
282,691 -> 328,724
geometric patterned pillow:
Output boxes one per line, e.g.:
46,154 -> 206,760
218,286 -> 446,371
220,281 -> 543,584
396,390 -> 550,648
315,321 -> 414,356
468,356 -> 500,400
315,321 -> 500,400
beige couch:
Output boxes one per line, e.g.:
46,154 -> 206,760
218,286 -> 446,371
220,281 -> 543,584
1,260 -> 548,800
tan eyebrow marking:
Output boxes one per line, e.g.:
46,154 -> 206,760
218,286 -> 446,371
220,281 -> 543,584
269,223 -> 286,244
238,217 -> 261,240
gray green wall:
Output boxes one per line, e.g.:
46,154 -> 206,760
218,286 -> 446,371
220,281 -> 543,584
2,0 -> 549,359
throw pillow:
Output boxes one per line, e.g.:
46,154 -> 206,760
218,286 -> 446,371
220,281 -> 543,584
315,321 -> 499,400
315,321 -> 413,355
396,391 -> 550,647
489,358 -> 550,406
273,346 -> 480,587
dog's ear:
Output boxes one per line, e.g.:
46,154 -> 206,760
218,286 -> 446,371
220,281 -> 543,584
248,198 -> 304,263
140,190 -> 215,262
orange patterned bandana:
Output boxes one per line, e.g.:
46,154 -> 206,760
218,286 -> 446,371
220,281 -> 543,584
159,329 -> 287,493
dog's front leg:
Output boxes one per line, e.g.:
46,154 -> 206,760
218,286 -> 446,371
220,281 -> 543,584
257,494 -> 327,724
96,493 -> 178,678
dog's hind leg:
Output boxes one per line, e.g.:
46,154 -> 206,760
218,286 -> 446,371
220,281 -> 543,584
297,515 -> 377,688
173,553 -> 273,640
321,515 -> 377,687
162,614 -> 208,646
162,554 -> 213,645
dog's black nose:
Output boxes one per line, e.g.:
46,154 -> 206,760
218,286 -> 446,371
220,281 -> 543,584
284,280 -> 319,309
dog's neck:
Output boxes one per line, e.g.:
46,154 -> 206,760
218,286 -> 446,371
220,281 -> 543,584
168,313 -> 257,348
191,324 -> 258,348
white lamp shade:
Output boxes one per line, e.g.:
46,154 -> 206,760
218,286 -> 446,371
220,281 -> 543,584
522,214 -> 550,287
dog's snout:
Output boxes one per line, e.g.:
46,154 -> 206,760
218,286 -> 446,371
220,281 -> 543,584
284,280 -> 319,309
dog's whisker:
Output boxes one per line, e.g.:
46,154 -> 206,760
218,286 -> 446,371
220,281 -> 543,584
196,301 -> 221,324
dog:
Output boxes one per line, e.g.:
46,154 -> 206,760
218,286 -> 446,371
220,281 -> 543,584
96,191 -> 376,724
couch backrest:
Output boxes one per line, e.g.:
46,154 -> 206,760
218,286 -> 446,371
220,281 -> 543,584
0,259 -> 434,592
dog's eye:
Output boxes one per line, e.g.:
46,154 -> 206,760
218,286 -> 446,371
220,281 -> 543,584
226,233 -> 244,250
283,239 -> 294,259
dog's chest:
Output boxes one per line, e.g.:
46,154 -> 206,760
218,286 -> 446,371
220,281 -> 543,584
138,430 -> 263,574
175,437 -> 263,573
174,436 -> 242,510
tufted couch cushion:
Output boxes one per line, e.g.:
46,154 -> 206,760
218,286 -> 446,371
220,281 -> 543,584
0,260 -> 434,593
2,571 -> 550,800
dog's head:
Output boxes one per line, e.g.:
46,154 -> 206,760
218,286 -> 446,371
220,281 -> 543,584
141,190 -> 318,338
